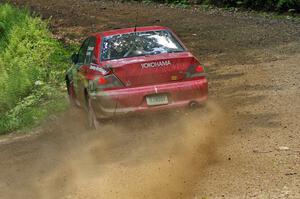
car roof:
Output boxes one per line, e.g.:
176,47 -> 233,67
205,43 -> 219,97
94,26 -> 169,37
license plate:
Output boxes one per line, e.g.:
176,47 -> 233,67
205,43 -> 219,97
146,95 -> 168,106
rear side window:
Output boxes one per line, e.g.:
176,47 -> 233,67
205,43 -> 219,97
101,30 -> 185,61
85,37 -> 96,64
77,39 -> 89,64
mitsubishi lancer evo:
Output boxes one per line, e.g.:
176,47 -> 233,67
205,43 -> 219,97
66,26 -> 208,128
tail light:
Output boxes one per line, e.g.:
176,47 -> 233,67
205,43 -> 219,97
195,65 -> 204,73
96,74 -> 124,90
87,64 -> 124,91
98,77 -> 107,85
185,64 -> 206,79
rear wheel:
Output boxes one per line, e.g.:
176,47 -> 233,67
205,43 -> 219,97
84,92 -> 100,130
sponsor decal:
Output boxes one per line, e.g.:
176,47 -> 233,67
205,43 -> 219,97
89,64 -> 109,75
141,60 -> 171,69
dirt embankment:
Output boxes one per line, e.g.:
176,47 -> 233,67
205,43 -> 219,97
0,0 -> 300,198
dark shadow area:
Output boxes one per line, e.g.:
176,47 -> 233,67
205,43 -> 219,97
225,84 -> 283,93
211,72 -> 245,80
236,112 -> 281,129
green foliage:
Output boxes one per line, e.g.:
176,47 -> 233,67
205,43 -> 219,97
0,4 -> 71,134
0,85 -> 67,132
166,0 -> 189,6
276,0 -> 299,11
204,0 -> 300,12
133,0 -> 300,12
137,0 -> 190,6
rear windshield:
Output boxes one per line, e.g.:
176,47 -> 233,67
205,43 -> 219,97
101,30 -> 185,61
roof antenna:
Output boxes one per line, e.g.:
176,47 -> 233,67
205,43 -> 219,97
134,5 -> 139,33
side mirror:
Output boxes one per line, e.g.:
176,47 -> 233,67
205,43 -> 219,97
71,53 -> 78,64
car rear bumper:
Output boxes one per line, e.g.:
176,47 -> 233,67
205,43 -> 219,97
89,77 -> 208,118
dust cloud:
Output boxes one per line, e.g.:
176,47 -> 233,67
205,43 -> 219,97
2,102 -> 231,199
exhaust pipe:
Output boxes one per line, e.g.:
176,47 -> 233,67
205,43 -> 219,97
189,101 -> 199,109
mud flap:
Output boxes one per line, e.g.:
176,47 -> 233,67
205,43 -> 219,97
85,96 -> 100,130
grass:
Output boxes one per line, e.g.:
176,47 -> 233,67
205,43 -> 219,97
0,4 -> 72,134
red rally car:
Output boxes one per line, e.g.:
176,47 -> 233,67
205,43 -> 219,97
66,26 -> 208,128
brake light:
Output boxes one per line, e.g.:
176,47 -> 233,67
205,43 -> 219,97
98,77 -> 107,85
96,74 -> 124,90
195,65 -> 204,73
185,64 -> 206,79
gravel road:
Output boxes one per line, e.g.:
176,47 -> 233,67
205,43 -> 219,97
0,0 -> 299,198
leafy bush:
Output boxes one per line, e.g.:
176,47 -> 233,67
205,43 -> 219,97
0,4 -> 71,134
